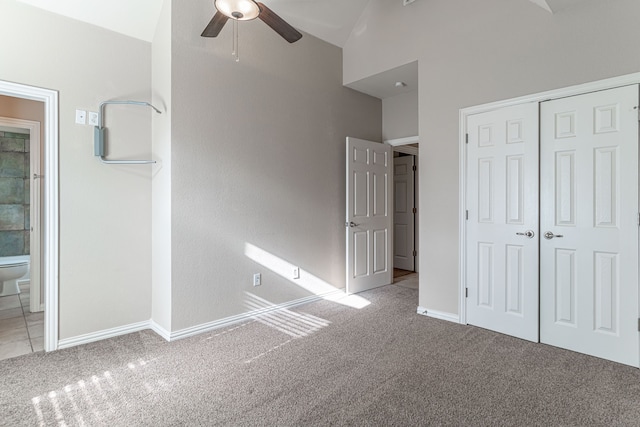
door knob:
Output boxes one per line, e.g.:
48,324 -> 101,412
544,231 -> 564,240
516,230 -> 535,238
345,221 -> 359,228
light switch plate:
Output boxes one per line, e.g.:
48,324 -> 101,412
75,109 -> 86,125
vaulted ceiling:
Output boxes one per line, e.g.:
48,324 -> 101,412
13,0 -> 585,99
13,0 -> 370,46
15,0 -> 579,46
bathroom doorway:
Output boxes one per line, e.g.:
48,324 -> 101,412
0,114 -> 43,359
0,80 -> 59,354
0,115 -> 42,311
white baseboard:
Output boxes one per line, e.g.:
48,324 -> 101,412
417,306 -> 460,324
57,320 -> 151,350
169,291 -> 340,341
150,320 -> 171,341
56,292 -> 340,350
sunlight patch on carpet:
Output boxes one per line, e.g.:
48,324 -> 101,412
30,358 -> 166,426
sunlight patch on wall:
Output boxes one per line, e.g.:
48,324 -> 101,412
244,243 -> 371,309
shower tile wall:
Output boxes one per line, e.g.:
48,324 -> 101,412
0,131 -> 29,256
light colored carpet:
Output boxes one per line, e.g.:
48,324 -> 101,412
2,283 -> 640,426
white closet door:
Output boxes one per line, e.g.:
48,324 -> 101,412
466,103 -> 539,342
540,85 -> 639,367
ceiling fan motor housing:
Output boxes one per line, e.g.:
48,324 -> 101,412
215,0 -> 260,20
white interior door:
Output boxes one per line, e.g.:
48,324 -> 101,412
393,155 -> 415,271
540,85 -> 639,367
466,103 -> 539,342
346,137 -> 392,294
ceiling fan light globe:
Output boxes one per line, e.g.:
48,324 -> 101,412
214,0 -> 260,20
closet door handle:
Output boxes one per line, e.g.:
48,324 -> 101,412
516,230 -> 535,238
544,231 -> 564,240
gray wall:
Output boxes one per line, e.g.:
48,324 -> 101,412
2,0 -> 381,342
0,1 -> 152,338
168,1 -> 381,331
344,0 -> 640,315
382,91 -> 418,141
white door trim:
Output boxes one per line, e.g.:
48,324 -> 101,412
385,136 -> 419,156
385,136 -> 419,146
0,80 -> 59,352
459,71 -> 640,326
0,116 -> 42,313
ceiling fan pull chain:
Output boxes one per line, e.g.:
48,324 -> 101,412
236,19 -> 240,62
231,17 -> 235,57
232,18 -> 240,62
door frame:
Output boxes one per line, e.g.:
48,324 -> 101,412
0,80 -> 59,352
459,71 -> 640,326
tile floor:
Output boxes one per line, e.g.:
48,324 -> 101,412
0,282 -> 44,361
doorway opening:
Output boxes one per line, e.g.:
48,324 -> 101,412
0,117 -> 43,359
390,139 -> 419,290
345,135 -> 421,294
0,80 -> 59,353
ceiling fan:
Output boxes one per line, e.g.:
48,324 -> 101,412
201,0 -> 303,43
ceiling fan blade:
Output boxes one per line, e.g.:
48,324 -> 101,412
201,11 -> 229,37
256,2 -> 302,43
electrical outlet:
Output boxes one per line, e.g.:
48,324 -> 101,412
88,111 -> 99,126
253,273 -> 261,287
75,109 -> 86,125
293,267 -> 300,279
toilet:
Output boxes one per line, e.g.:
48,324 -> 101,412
0,256 -> 30,297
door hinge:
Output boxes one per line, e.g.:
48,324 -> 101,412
638,318 -> 640,332
638,212 -> 640,226
413,207 -> 417,214
413,250 -> 417,257
465,210 -> 469,220
412,165 -> 417,171
465,133 -> 469,144
465,287 -> 469,298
